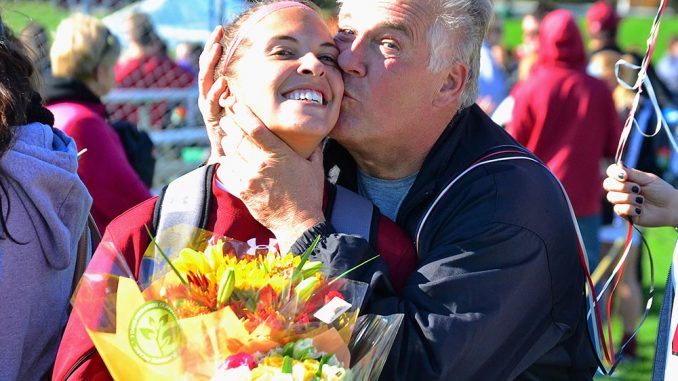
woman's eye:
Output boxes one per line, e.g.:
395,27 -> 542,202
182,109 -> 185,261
319,55 -> 338,66
272,49 -> 294,57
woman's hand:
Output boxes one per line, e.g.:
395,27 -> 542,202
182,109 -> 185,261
198,26 -> 229,163
603,163 -> 678,227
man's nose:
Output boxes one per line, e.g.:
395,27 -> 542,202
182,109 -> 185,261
338,41 -> 366,77
298,53 -> 325,77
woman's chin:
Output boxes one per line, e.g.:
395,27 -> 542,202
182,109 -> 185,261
273,130 -> 326,158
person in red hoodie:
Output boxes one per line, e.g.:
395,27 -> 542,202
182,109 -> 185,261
506,9 -> 622,271
46,13 -> 152,234
52,2 -> 416,380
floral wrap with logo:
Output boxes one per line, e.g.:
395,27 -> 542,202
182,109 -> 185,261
71,225 -> 402,380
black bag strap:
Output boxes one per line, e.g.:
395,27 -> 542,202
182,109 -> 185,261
152,164 -> 215,237
328,184 -> 377,245
415,145 -> 533,250
70,214 -> 101,299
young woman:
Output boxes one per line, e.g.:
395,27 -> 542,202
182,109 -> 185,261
53,2 -> 416,379
0,15 -> 91,381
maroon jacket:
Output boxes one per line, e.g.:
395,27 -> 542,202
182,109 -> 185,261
45,77 -> 153,233
506,10 -> 622,217
52,172 -> 416,381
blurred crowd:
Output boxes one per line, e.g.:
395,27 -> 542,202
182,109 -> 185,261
482,0 -> 678,361
15,11 -> 211,232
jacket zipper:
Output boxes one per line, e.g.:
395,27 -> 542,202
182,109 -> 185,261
61,347 -> 96,381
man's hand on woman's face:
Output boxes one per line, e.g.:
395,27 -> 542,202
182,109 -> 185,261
217,98 -> 326,253
198,26 -> 229,163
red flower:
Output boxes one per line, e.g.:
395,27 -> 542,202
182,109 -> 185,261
295,313 -> 310,324
221,352 -> 255,370
324,290 -> 345,304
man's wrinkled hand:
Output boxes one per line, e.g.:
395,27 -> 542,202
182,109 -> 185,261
198,25 -> 229,163
217,100 -> 326,253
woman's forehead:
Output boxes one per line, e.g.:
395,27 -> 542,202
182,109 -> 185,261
249,7 -> 332,44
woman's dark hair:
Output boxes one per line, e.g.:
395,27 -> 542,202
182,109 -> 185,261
0,17 -> 35,156
0,13 -> 36,244
214,0 -> 319,80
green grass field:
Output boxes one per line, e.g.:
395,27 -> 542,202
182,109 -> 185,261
1,1 -> 71,37
597,227 -> 675,381
3,1 -> 677,61
1,1 -> 677,380
502,15 -> 678,63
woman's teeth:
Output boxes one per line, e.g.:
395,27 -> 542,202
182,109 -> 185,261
285,89 -> 324,105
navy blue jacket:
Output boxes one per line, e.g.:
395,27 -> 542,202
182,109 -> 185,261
291,104 -> 598,380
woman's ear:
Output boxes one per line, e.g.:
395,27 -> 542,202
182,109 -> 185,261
433,62 -> 468,108
91,63 -> 114,96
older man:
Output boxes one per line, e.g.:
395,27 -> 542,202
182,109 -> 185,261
207,0 -> 598,379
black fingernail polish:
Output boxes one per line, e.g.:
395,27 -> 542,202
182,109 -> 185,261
617,171 -> 625,180
636,197 -> 644,204
635,208 -> 642,215
632,186 -> 640,194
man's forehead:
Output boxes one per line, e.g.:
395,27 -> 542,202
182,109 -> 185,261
338,0 -> 434,36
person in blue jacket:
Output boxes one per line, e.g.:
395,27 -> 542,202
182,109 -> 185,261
0,15 -> 92,381
200,0 -> 599,379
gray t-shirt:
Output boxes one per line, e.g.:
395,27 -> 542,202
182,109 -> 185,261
357,169 -> 418,221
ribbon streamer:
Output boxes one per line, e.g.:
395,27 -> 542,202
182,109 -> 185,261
597,0 -> 669,374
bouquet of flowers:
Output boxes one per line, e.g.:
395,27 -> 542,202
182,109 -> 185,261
71,225 -> 402,380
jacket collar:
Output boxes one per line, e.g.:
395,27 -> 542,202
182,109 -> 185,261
43,75 -> 106,116
324,104 -> 517,224
398,104 -> 516,224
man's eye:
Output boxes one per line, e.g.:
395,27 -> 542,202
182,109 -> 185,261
381,40 -> 399,51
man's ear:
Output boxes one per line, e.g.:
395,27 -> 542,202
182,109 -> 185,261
433,62 -> 468,108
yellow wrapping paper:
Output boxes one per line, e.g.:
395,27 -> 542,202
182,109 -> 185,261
85,277 -> 352,380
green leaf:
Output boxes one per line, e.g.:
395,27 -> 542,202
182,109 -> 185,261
294,277 -> 320,303
301,261 -> 323,278
159,314 -> 168,326
282,341 -> 295,357
149,316 -> 156,328
282,356 -> 293,374
216,268 -> 236,308
291,235 -> 322,285
316,354 -> 332,377
329,255 -> 380,286
140,328 -> 154,340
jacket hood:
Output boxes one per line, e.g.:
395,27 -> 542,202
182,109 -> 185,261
538,10 -> 587,70
0,122 -> 92,270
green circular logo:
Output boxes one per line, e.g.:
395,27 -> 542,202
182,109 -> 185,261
128,300 -> 182,364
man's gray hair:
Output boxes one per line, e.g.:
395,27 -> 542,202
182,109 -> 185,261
428,0 -> 494,109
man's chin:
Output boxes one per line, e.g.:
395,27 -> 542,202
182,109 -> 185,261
328,121 -> 361,148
